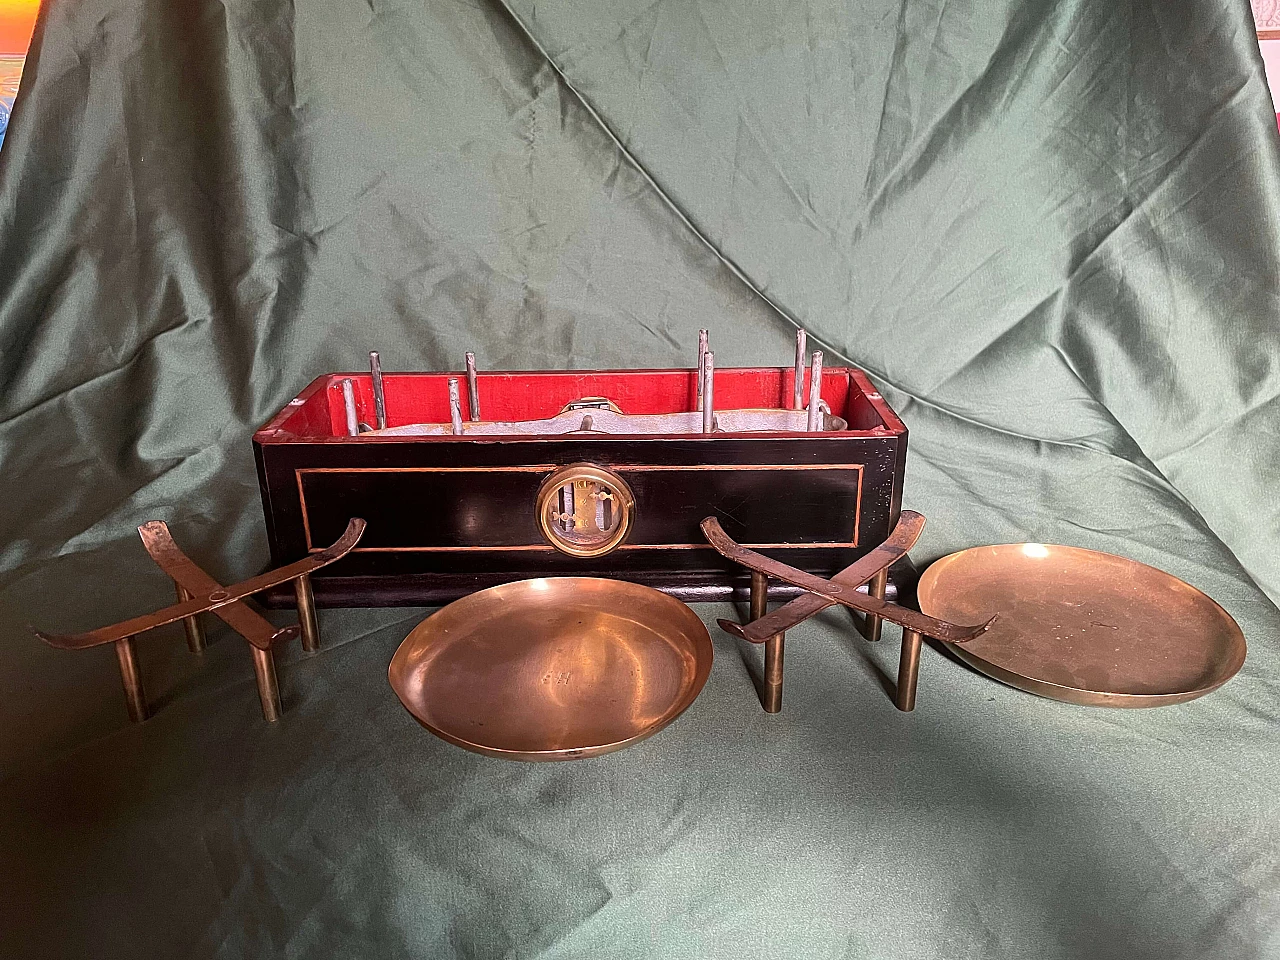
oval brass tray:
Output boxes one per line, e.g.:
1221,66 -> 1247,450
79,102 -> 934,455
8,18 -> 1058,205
388,578 -> 713,760
917,543 -> 1246,707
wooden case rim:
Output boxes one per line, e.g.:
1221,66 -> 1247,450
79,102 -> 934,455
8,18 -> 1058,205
253,367 -> 907,443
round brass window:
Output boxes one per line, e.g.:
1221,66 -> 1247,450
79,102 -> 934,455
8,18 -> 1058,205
536,464 -> 635,558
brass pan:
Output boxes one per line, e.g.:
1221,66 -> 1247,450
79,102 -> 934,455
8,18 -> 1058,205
917,543 -> 1246,707
389,578 -> 713,760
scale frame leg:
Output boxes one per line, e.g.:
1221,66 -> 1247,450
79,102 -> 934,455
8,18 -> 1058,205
114,637 -> 148,723
295,574 -> 320,653
750,571 -> 786,713
896,629 -> 923,712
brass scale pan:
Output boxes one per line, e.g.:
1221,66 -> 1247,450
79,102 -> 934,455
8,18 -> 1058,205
390,546 -> 1246,759
918,543 -> 1246,708
389,578 -> 713,761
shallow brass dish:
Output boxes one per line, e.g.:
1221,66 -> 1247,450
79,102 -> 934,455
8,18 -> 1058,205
917,543 -> 1246,707
389,578 -> 713,759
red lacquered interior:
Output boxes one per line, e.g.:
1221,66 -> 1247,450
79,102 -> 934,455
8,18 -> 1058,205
256,367 -> 904,440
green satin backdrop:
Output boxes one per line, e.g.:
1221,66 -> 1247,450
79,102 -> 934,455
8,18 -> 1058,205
1,0 -> 1278,957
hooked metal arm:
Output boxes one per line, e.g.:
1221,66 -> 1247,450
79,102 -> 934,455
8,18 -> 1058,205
701,515 -> 994,712
35,518 -> 366,723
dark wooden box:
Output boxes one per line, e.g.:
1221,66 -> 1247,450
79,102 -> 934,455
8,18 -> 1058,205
254,366 -> 906,605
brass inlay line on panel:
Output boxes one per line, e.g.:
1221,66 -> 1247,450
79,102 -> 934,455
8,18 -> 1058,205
311,541 -> 860,554
296,463 -> 864,552
296,469 -> 314,551
297,463 -> 861,473
298,465 -> 560,474
615,464 -> 864,471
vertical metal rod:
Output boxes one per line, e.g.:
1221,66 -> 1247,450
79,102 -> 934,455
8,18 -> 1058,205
701,352 -> 715,433
295,574 -> 320,653
696,329 -> 709,411
369,352 -> 387,430
863,568 -> 889,642
806,350 -> 824,431
763,633 -> 785,713
251,646 -> 282,722
448,378 -> 464,435
341,378 -> 359,437
465,352 -> 481,421
896,629 -> 923,712
793,329 -> 807,410
175,583 -> 206,653
750,571 -> 785,713
115,637 -> 148,723
750,570 -> 768,621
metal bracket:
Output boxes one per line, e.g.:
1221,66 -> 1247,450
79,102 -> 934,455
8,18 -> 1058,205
35,518 -> 366,723
700,514 -> 994,713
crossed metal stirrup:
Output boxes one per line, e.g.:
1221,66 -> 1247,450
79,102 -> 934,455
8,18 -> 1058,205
36,518 -> 366,723
701,513 -> 994,712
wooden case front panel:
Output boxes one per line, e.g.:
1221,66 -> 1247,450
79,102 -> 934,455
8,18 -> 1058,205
256,434 -> 904,603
